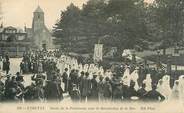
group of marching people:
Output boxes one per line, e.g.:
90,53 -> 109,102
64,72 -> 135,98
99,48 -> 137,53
60,66 -> 166,102
0,50 -> 63,102
57,55 -> 184,103
19,50 -> 61,74
0,49 -> 184,103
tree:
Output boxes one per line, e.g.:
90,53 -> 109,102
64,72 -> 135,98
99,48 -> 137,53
102,0 -> 150,53
53,3 -> 81,52
53,0 -> 151,54
151,0 -> 184,54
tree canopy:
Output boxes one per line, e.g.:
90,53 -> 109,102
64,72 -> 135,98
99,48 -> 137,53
53,0 -> 184,54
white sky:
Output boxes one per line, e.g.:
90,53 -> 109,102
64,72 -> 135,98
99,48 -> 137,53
0,0 -> 153,29
0,0 -> 87,29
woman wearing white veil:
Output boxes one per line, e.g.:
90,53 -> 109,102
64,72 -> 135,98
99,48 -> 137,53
88,64 -> 95,74
170,80 -> 180,101
104,70 -> 112,80
157,79 -> 165,95
89,71 -> 93,79
99,66 -> 104,76
58,58 -> 65,74
94,65 -> 99,74
78,63 -> 83,73
144,74 -> 152,91
56,58 -> 61,69
66,57 -> 71,65
162,75 -> 172,100
130,68 -> 139,91
84,64 -> 89,72
122,66 -> 131,86
75,62 -> 79,70
179,75 -> 184,104
71,59 -> 77,70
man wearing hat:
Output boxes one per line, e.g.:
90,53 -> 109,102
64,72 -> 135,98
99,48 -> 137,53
78,71 -> 85,98
4,59 -> 10,74
98,75 -> 104,102
0,73 -> 4,101
45,75 -> 61,101
4,74 -> 11,99
62,68 -> 68,93
16,72 -> 24,82
15,72 -> 25,93
103,77 -> 112,101
70,84 -> 80,102
81,72 -> 91,102
89,74 -> 98,101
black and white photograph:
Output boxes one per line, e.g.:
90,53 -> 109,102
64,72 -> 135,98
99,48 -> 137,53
0,0 -> 183,113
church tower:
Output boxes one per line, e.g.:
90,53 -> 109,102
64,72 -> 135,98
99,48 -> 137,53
31,6 -> 53,49
32,6 -> 44,32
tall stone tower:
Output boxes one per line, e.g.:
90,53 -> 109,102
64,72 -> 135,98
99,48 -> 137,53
31,6 -> 53,49
32,6 -> 44,32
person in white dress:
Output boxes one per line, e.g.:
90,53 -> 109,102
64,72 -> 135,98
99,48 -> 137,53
130,69 -> 139,90
78,63 -> 83,73
170,80 -> 180,101
157,79 -> 165,95
98,66 -> 104,76
88,64 -> 95,74
83,64 -> 89,72
144,74 -> 152,91
162,75 -> 172,100
179,75 -> 184,104
122,66 -> 131,86
104,70 -> 112,80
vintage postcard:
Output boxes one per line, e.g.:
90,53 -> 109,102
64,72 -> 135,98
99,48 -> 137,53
0,0 -> 184,113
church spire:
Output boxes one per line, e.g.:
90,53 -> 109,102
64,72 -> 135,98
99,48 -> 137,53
34,0 -> 43,13
34,5 -> 44,13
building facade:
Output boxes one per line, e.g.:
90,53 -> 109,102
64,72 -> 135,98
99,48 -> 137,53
0,26 -> 30,57
0,6 -> 54,57
26,6 -> 54,49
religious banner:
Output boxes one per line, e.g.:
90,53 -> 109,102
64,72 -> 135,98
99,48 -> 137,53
93,44 -> 103,62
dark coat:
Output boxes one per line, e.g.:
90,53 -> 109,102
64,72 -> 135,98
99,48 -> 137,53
89,78 -> 98,100
144,90 -> 165,102
81,77 -> 91,97
62,72 -> 68,83
123,87 -> 138,100
137,88 -> 147,99
103,81 -> 112,98
45,81 -> 60,101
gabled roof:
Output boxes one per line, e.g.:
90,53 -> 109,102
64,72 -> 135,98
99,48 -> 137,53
6,26 -> 16,30
34,6 -> 44,13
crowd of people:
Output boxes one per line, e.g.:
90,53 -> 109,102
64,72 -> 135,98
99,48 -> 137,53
0,49 -> 183,103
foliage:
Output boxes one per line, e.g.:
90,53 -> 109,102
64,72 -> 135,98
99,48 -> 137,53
53,0 -> 184,54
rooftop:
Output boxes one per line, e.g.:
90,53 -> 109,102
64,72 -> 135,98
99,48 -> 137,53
34,6 -> 44,13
